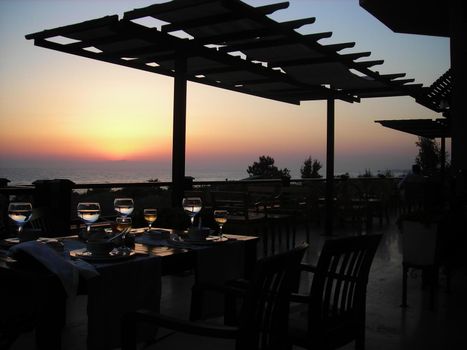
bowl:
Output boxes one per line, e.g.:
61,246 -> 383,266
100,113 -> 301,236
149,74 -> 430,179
86,240 -> 115,255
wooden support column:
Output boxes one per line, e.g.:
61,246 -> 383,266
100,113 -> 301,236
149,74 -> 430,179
449,0 -> 467,196
440,137 -> 446,181
171,54 -> 187,208
325,97 -> 335,236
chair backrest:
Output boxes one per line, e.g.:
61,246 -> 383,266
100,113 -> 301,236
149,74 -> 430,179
28,206 -> 51,235
308,234 -> 381,332
211,191 -> 252,219
401,220 -> 438,266
237,242 -> 308,350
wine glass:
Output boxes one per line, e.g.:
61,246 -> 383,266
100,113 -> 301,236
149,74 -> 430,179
8,202 -> 33,234
115,216 -> 132,252
214,210 -> 228,239
77,202 -> 101,234
114,198 -> 134,217
182,197 -> 202,227
144,208 -> 158,231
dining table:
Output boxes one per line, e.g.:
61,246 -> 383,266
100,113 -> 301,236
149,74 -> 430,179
0,227 -> 258,350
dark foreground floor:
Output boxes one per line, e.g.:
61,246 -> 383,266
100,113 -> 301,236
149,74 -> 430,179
10,216 -> 467,349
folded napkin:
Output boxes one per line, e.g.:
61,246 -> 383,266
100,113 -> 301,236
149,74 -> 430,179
9,241 -> 99,296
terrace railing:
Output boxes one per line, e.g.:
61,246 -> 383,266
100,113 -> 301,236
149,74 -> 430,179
0,177 -> 400,238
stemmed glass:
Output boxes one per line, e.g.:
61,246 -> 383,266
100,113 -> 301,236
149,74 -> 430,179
77,202 -> 101,235
116,216 -> 132,252
214,210 -> 228,239
8,202 -> 33,234
114,198 -> 134,217
182,197 -> 202,227
144,208 -> 158,231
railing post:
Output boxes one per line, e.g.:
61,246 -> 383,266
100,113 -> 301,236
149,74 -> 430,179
0,178 -> 10,235
33,179 -> 74,236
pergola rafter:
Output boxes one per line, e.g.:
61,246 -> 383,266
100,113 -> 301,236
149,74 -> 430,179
26,0 -> 430,235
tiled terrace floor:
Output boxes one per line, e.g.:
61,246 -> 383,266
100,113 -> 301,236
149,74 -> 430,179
10,215 -> 467,349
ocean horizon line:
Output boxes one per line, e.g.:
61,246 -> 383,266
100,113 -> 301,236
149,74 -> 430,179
0,166 -> 409,186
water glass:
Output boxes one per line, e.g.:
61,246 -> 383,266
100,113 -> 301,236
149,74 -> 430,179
114,198 -> 134,217
8,202 -> 33,234
182,197 -> 202,227
77,202 -> 101,234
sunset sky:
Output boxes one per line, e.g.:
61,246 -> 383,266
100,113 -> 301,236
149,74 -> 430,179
0,0 -> 450,179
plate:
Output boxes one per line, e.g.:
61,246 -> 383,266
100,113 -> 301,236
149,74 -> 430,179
170,235 -> 228,246
70,248 -> 135,262
144,229 -> 171,239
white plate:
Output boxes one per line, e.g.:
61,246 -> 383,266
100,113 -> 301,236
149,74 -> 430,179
70,248 -> 135,262
170,235 -> 228,245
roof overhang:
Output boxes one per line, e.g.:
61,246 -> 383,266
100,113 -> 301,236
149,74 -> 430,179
375,118 -> 451,139
359,0 -> 450,37
26,0 -> 425,105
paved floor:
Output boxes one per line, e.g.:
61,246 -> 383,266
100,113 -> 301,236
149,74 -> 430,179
10,215 -> 467,349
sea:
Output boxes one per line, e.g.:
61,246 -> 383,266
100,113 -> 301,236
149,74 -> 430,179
0,166 -> 407,186
0,166 -> 249,186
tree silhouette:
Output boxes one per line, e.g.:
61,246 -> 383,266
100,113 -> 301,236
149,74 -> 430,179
415,137 -> 449,175
247,155 -> 290,179
300,156 -> 322,178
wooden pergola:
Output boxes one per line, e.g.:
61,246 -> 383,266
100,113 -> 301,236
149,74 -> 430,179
361,0 -> 466,196
26,0 -> 429,235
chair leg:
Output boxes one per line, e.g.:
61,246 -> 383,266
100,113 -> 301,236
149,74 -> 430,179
429,267 -> 436,310
401,265 -> 408,308
189,285 -> 203,321
355,334 -> 365,350
121,313 -> 138,350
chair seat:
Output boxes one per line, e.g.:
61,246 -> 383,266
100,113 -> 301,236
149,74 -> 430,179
288,314 -> 362,350
140,330 -> 236,350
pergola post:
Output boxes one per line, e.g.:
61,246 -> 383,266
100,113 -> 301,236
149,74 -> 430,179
449,0 -> 467,195
440,136 -> 446,181
325,97 -> 335,236
171,54 -> 187,208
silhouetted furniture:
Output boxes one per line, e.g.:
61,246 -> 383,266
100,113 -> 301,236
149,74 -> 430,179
335,181 -> 367,228
400,220 -> 439,309
0,261 -> 65,350
288,234 -> 382,350
29,206 -> 51,235
266,187 -> 312,250
211,191 -> 267,253
121,243 -> 309,350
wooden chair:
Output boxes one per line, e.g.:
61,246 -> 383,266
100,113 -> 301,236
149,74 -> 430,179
288,234 -> 382,350
267,186 -> 313,250
335,181 -> 366,228
210,191 -> 268,253
121,243 -> 308,350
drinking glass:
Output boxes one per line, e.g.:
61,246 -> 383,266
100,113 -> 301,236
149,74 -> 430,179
116,216 -> 132,252
214,210 -> 228,239
114,198 -> 134,217
77,202 -> 101,234
182,197 -> 202,227
144,208 -> 158,230
116,216 -> 132,233
8,202 -> 33,234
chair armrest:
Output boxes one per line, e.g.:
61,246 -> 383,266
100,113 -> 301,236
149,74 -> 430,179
190,278 -> 249,322
289,292 -> 310,304
193,278 -> 248,298
299,263 -> 317,273
125,309 -> 239,339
